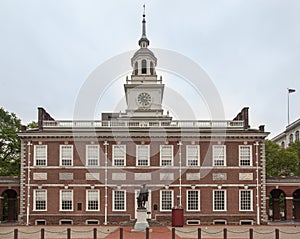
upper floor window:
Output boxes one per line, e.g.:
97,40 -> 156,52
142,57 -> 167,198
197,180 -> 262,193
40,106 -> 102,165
113,145 -> 126,166
213,145 -> 226,166
136,145 -> 150,166
296,131 -> 299,141
34,145 -> 47,166
60,145 -> 73,166
289,134 -> 294,145
134,62 -> 138,75
86,145 -> 99,166
186,145 -> 200,166
239,145 -> 252,166
141,59 -> 147,74
160,145 -> 173,166
34,189 -> 47,211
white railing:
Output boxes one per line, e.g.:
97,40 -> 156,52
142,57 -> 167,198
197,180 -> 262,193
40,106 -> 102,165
42,120 -> 245,129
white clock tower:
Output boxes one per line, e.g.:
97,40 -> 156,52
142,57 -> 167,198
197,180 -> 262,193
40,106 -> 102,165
123,8 -> 170,121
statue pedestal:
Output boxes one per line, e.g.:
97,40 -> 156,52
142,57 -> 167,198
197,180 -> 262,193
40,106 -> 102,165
132,208 -> 149,231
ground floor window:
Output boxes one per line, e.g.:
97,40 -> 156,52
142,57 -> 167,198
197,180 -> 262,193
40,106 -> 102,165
60,190 -> 73,211
187,190 -> 200,211
113,190 -> 126,211
239,190 -> 253,211
86,190 -> 99,211
213,190 -> 226,211
160,190 -> 173,211
34,189 -> 47,211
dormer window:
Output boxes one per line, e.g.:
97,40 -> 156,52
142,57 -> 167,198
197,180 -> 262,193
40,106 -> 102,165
142,59 -> 147,74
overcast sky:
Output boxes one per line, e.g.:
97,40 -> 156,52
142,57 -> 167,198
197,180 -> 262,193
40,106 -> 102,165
1,0 -> 300,138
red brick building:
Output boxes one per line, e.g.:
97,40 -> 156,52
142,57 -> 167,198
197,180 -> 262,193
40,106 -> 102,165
17,12 -> 269,226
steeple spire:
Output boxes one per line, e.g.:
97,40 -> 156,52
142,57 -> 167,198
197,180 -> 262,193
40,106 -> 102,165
139,4 -> 150,48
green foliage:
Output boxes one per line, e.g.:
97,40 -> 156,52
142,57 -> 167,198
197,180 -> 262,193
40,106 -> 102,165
0,107 -> 21,176
265,140 -> 300,177
27,121 -> 38,129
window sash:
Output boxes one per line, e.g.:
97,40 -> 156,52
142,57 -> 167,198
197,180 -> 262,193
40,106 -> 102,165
60,190 -> 73,211
213,190 -> 226,211
60,145 -> 73,166
239,190 -> 252,211
213,145 -> 226,166
87,190 -> 99,211
113,145 -> 126,166
86,145 -> 99,166
34,189 -> 47,211
113,190 -> 126,211
187,190 -> 200,211
186,145 -> 200,166
160,145 -> 173,166
160,190 -> 173,211
136,145 -> 149,166
239,145 -> 252,166
34,145 -> 47,166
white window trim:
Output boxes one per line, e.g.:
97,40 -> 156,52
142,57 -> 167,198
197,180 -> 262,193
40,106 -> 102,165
112,190 -> 126,212
186,190 -> 200,212
86,145 -> 99,166
160,190 -> 174,212
239,145 -> 253,166
86,189 -> 100,212
186,145 -> 200,166
136,145 -> 150,166
212,145 -> 226,166
33,189 -> 47,211
239,189 -> 253,211
34,145 -> 47,166
59,145 -> 73,166
59,219 -> 73,225
112,145 -> 126,166
213,189 -> 227,212
60,189 -> 73,211
160,145 -> 174,166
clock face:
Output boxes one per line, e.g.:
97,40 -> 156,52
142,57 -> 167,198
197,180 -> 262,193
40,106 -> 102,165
137,92 -> 152,107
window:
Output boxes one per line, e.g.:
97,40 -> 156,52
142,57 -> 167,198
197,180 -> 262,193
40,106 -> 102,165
136,145 -> 150,166
113,190 -> 126,211
186,145 -> 200,166
134,62 -> 138,75
86,145 -> 99,166
142,59 -> 147,74
150,62 -> 154,75
160,190 -> 173,211
34,145 -> 47,166
113,145 -> 126,166
60,190 -> 73,211
60,145 -> 73,166
160,145 -> 173,166
34,189 -> 47,211
187,190 -> 200,211
296,131 -> 299,141
213,190 -> 226,211
239,190 -> 253,211
86,190 -> 99,211
239,145 -> 252,166
213,145 -> 226,166
290,134 -> 294,145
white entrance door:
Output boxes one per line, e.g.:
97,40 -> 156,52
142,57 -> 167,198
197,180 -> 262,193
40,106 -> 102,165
135,189 -> 151,219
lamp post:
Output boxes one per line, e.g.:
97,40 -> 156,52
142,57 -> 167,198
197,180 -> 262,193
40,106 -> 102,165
26,141 -> 32,226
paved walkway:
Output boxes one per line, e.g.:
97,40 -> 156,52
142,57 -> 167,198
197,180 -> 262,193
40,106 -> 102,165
1,225 -> 300,239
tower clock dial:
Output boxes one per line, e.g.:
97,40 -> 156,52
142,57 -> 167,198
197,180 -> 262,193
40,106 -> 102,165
137,92 -> 152,107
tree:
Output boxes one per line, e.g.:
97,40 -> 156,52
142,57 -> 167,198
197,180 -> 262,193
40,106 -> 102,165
265,140 -> 300,177
0,108 -> 21,176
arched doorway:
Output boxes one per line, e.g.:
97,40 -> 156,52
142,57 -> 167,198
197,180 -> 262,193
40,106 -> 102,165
293,189 -> 300,221
1,189 -> 18,222
270,189 -> 286,221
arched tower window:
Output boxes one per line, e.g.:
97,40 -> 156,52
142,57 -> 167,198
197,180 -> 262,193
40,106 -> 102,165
289,134 -> 294,145
134,62 -> 138,75
150,62 -> 154,75
281,142 -> 285,148
142,59 -> 147,74
296,131 -> 299,141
